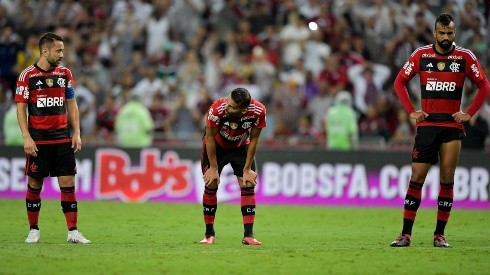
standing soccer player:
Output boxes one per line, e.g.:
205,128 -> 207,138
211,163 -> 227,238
199,87 -> 266,245
390,13 -> 490,248
15,32 -> 91,244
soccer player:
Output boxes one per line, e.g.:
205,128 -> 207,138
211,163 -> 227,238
199,87 -> 266,245
15,32 -> 91,244
390,13 -> 490,248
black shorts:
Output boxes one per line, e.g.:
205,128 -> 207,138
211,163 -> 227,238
201,143 -> 256,177
25,142 -> 77,178
412,126 -> 465,165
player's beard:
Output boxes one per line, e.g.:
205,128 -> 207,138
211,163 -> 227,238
437,39 -> 453,50
47,57 -> 61,68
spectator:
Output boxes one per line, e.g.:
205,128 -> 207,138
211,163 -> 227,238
95,95 -> 120,144
306,79 -> 334,132
359,104 -> 390,141
251,46 -> 276,103
167,93 -> 199,140
317,55 -> 349,95
0,24 -> 22,93
294,114 -> 322,147
389,108 -> 415,146
272,79 -> 307,134
303,29 -> 331,78
347,62 -> 391,117
145,2 -> 171,58
3,98 -> 23,146
114,94 -> 154,148
132,66 -> 168,108
75,78 -> 97,140
16,33 -> 39,73
149,92 -> 171,142
279,12 -> 310,70
325,91 -> 358,151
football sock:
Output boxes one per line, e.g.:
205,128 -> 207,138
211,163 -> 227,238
434,182 -> 454,235
402,181 -> 423,235
26,185 -> 42,230
203,187 -> 217,237
241,187 -> 256,237
60,186 -> 78,231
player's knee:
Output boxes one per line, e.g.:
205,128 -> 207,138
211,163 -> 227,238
439,172 -> 455,183
410,175 -> 426,183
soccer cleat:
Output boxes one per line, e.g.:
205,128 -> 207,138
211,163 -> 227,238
25,229 -> 40,243
390,234 -> 411,247
199,236 -> 215,245
67,230 -> 92,244
242,236 -> 262,245
433,234 -> 450,248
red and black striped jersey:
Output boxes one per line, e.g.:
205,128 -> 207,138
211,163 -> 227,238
15,64 -> 75,143
399,44 -> 487,129
206,98 -> 267,149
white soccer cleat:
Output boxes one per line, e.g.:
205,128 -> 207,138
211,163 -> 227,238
25,229 -> 40,243
67,230 -> 92,244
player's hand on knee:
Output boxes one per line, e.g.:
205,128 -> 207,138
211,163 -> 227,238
242,169 -> 258,188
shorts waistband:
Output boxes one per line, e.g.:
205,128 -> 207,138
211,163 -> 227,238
425,113 -> 455,122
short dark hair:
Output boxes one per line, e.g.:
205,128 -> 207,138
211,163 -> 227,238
230,87 -> 251,108
38,32 -> 64,52
435,13 -> 454,28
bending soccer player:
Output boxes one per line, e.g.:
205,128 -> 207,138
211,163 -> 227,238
200,87 -> 267,245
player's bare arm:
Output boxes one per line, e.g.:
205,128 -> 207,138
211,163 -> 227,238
16,102 -> 37,157
66,98 -> 82,153
241,128 -> 262,188
204,126 -> 220,188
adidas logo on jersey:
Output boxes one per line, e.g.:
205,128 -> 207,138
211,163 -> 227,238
36,80 -> 43,86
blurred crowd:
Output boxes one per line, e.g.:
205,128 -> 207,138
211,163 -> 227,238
1,0 -> 489,151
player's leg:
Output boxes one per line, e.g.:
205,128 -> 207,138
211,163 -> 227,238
54,142 -> 90,244
199,142 -> 222,244
391,126 -> 436,247
230,146 -> 261,245
25,176 -> 44,243
433,139 -> 461,248
24,146 -> 49,243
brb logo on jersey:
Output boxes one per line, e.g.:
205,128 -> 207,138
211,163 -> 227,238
37,96 -> 64,107
426,81 -> 456,91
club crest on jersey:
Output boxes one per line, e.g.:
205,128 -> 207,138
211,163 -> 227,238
449,61 -> 460,72
437,62 -> 445,71
242,122 -> 252,129
46,78 -> 54,87
230,122 -> 238,130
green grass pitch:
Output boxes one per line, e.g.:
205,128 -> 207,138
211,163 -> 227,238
0,199 -> 488,274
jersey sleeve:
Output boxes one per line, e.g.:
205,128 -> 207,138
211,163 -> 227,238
253,101 -> 267,129
398,50 -> 419,81
206,102 -> 220,128
65,68 -> 75,99
15,70 -> 30,103
464,50 -> 490,116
